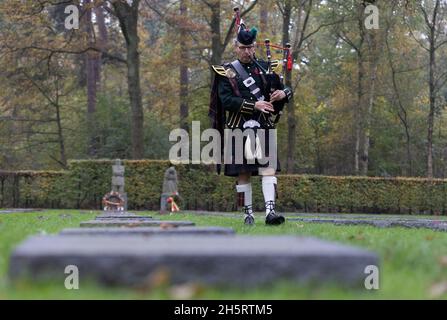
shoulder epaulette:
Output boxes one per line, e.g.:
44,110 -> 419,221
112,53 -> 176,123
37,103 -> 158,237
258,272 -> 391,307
212,65 -> 227,77
271,60 -> 280,72
212,64 -> 237,78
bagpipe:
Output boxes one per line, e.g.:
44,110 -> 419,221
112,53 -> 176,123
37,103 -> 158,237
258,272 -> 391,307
234,7 -> 293,124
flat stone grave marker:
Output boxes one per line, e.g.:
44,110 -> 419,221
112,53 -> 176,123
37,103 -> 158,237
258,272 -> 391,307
0,209 -> 42,214
181,211 -> 240,218
286,213 -> 447,220
60,226 -> 235,236
9,235 -> 378,288
80,219 -> 195,228
95,212 -> 152,220
288,216 -> 447,232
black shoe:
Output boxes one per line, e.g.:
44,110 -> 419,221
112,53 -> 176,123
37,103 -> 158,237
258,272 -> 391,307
243,205 -> 254,225
265,200 -> 285,225
244,214 -> 255,225
265,212 -> 285,225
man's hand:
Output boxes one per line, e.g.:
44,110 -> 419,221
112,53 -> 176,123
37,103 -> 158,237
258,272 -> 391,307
270,90 -> 286,103
255,101 -> 275,113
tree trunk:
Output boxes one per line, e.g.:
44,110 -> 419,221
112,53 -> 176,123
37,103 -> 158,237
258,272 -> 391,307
360,61 -> 377,176
260,1 -> 268,37
361,31 -> 380,176
84,0 -> 99,157
113,0 -> 144,159
95,5 -> 108,91
54,76 -> 67,168
283,0 -> 296,173
180,0 -> 189,132
354,53 -> 364,175
354,7 -> 365,175
427,25 -> 436,178
208,0 -> 258,81
210,1 -> 222,70
418,0 -> 445,178
385,29 -> 412,176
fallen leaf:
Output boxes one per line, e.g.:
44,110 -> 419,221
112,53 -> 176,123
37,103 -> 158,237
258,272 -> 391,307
429,281 -> 447,298
135,268 -> 171,294
348,233 -> 365,241
126,222 -> 142,228
160,223 -> 177,229
356,234 -> 365,240
438,256 -> 447,267
152,269 -> 170,286
169,283 -> 204,299
149,268 -> 171,288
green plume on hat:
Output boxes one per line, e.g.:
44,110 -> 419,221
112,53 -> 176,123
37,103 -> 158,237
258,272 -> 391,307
250,27 -> 257,39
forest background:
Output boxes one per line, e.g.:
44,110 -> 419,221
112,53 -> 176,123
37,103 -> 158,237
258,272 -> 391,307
1,0 -> 447,179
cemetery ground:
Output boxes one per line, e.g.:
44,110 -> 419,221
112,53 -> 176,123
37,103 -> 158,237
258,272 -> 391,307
1,210 -> 447,299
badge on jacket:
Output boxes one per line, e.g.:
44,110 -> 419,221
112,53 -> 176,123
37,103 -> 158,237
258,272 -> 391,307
225,68 -> 236,79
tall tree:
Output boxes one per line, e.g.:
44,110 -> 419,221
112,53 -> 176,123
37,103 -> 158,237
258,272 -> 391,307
179,0 -> 189,132
335,3 -> 366,175
84,0 -> 99,156
402,0 -> 447,178
280,0 -> 295,173
360,0 -> 386,175
384,1 -> 414,176
417,0 -> 447,178
205,0 -> 258,76
110,0 -> 145,159
259,0 -> 269,38
279,0 -> 338,172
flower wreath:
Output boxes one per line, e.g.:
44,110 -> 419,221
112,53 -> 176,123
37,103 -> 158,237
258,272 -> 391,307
102,191 -> 125,211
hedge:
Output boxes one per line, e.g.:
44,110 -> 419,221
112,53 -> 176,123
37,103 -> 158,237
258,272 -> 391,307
0,160 -> 446,214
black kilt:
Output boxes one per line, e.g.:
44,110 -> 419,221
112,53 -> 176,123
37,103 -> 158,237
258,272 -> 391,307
223,127 -> 281,177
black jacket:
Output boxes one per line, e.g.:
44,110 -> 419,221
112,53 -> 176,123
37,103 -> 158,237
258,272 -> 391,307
213,59 -> 292,129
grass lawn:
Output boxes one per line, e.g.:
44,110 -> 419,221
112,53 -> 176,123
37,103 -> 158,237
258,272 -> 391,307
1,209 -> 447,299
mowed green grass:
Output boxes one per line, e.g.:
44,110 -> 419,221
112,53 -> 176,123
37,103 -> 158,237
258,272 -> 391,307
1,209 -> 447,299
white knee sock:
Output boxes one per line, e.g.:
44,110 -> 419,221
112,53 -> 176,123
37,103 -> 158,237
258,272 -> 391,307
236,183 -> 253,215
262,176 -> 277,215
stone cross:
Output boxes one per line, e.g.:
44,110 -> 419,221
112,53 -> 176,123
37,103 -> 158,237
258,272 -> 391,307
162,166 -> 178,196
111,159 -> 127,210
112,159 -> 125,194
160,166 -> 179,214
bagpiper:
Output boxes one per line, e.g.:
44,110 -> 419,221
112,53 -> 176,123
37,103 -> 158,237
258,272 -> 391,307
208,8 -> 293,225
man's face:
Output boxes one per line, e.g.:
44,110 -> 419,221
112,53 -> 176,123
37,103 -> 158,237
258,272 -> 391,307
235,42 -> 255,63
